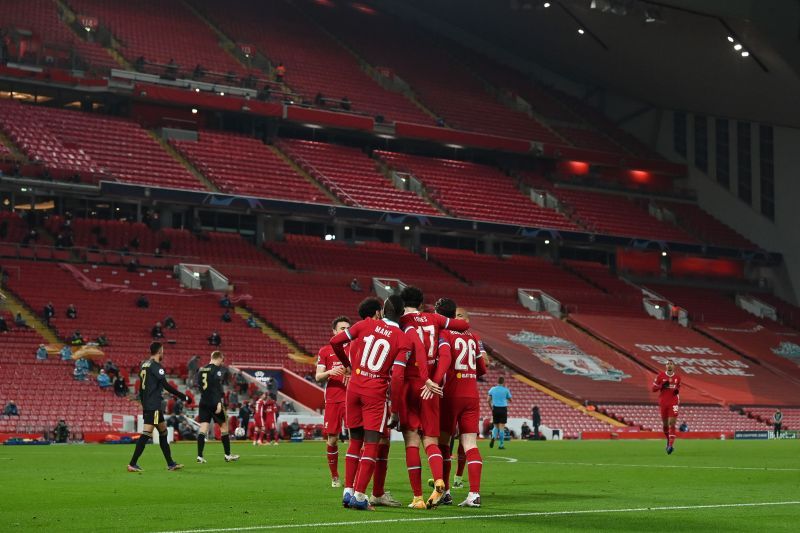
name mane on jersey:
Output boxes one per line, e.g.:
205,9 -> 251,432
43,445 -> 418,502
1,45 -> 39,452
375,326 -> 393,337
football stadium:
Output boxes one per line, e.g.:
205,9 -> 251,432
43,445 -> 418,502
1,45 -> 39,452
0,0 -> 798,531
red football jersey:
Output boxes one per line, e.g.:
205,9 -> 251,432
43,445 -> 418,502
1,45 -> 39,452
254,398 -> 266,423
330,318 -> 413,399
317,344 -> 347,403
399,311 -> 469,381
439,329 -> 487,399
264,398 -> 278,424
652,371 -> 681,403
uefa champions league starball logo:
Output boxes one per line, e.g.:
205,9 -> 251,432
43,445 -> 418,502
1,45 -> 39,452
771,341 -> 800,364
508,330 -> 631,382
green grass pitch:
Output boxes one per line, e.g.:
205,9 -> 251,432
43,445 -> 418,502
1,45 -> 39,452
1,439 -> 798,532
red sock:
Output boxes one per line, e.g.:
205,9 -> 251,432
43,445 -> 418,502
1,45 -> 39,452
668,424 -> 676,447
466,447 -> 482,493
405,446 -> 422,497
425,443 -> 443,481
345,439 -> 363,489
354,442 -> 378,494
372,442 -> 390,497
456,442 -> 466,476
664,427 -> 669,440
326,444 -> 339,479
439,444 -> 452,490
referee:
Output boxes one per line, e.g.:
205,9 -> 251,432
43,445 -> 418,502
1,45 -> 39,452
128,342 -> 191,472
488,376 -> 512,450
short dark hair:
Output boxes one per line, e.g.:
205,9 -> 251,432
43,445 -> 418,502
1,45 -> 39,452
149,342 -> 163,356
331,315 -> 351,331
358,297 -> 382,319
400,285 -> 423,309
383,294 -> 405,323
434,297 -> 457,319
498,376 -> 505,385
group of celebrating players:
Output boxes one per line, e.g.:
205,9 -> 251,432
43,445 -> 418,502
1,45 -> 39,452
317,286 -> 487,511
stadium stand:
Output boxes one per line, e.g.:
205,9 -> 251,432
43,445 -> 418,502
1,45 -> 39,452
658,201 -> 758,249
547,187 -> 697,242
0,0 -> 118,71
67,0 -> 247,77
305,0 -> 562,143
478,369 -> 619,439
170,132 -> 332,203
751,293 -> 800,331
191,0 -> 432,124
644,285 -> 753,324
599,404 -> 770,432
377,151 -> 577,228
278,140 -> 439,214
0,100 -> 203,188
746,407 -> 800,430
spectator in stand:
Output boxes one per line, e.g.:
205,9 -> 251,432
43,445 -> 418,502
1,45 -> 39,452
314,92 -> 325,107
70,331 -> 85,346
134,55 -> 145,71
532,406 -> 541,440
97,369 -> 112,389
151,321 -> 164,339
521,421 -> 532,440
173,397 -> 185,416
265,376 -> 278,397
350,278 -> 362,292
229,390 -> 239,409
36,344 -> 48,360
154,247 -> 162,257
165,58 -> 178,79
127,258 -> 139,273
774,409 -> 783,438
178,417 -> 196,440
208,331 -> 222,346
289,418 -> 301,438
340,96 -> 351,111
436,117 -> 446,127
96,333 -> 109,346
164,316 -> 176,329
236,372 -> 248,395
73,358 -> 88,381
679,421 -> 689,432
66,304 -> 77,319
43,302 -> 55,324
136,294 -> 149,308
220,294 -> 231,308
54,419 -> 69,443
3,400 -> 19,416
221,309 -> 232,323
60,345 -> 72,361
187,355 -> 200,386
14,313 -> 27,328
103,359 -> 119,378
274,62 -> 286,83
0,315 -> 7,333
239,401 -> 252,432
113,374 -> 128,397
257,84 -> 272,102
246,314 -> 257,328
192,64 -> 205,80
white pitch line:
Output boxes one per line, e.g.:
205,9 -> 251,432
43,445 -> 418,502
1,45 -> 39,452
151,501 -> 800,533
514,459 -> 800,472
487,455 -> 518,463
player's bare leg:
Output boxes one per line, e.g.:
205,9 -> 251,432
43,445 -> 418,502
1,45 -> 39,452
423,434 -> 445,508
402,429 -> 427,509
457,433 -> 482,507
327,434 -> 341,487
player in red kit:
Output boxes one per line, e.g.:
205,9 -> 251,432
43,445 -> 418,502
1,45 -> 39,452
435,300 -> 486,507
399,286 -> 469,509
330,295 -> 439,511
316,315 -> 351,488
263,393 -> 279,445
252,392 -> 267,445
652,360 -> 681,454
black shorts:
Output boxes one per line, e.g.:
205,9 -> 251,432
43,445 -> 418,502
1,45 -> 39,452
198,403 -> 227,424
492,407 -> 508,425
143,409 -> 165,426
775,423 -> 782,431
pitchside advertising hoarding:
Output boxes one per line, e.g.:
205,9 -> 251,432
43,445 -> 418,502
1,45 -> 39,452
734,431 -> 797,440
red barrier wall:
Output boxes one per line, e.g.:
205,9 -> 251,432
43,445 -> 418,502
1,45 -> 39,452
280,368 -> 325,412
671,255 -> 744,279
581,430 -> 732,440
286,106 -> 374,131
617,249 -> 662,276
394,122 -> 531,152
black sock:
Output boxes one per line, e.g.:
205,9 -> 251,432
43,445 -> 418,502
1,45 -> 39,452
130,432 -> 150,466
222,433 -> 231,456
197,433 -> 206,457
158,431 -> 174,465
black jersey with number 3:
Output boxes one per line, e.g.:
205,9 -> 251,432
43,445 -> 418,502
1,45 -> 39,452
139,359 -> 169,410
198,363 -> 225,407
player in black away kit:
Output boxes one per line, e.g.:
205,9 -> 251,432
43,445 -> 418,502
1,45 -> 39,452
196,351 -> 239,463
128,342 -> 191,472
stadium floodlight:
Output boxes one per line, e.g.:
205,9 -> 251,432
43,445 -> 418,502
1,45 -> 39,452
727,36 -> 735,43
661,251 -> 668,257
191,108 -> 198,114
578,28 -> 585,35
654,304 -> 660,309
219,91 -> 225,96
325,234 -> 336,241
544,239 -> 550,245
543,2 -> 551,7
741,51 -> 750,57
733,44 -> 742,51
404,225 -> 411,231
